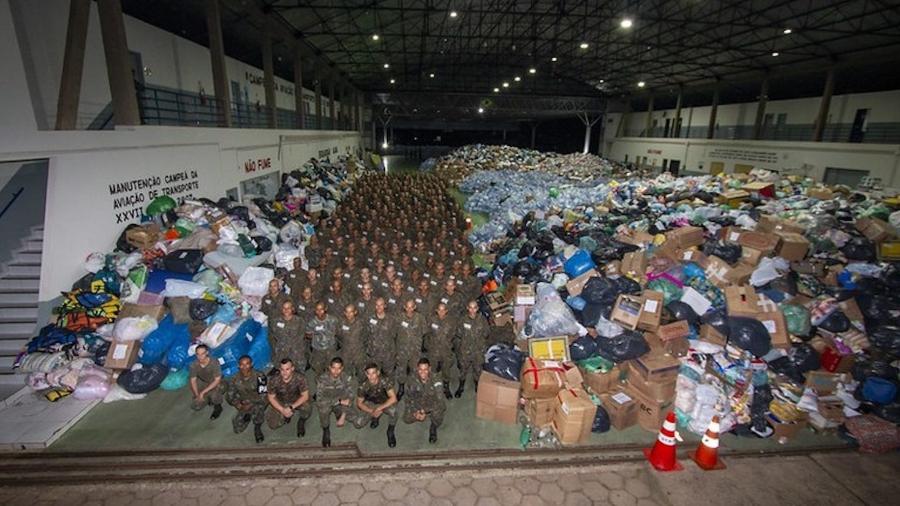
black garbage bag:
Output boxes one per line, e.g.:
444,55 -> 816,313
518,240 -> 538,258
666,301 -> 700,326
768,274 -> 799,297
116,224 -> 140,254
253,236 -> 273,253
582,277 -> 618,304
841,237 -> 877,261
704,241 -> 742,265
596,330 -> 650,363
592,405 -> 611,433
881,264 -> 900,290
818,310 -> 851,333
788,344 -> 821,373
868,325 -> 900,356
229,206 -> 251,223
768,356 -> 806,385
92,341 -> 110,367
873,402 -> 900,424
851,359 -> 899,383
727,316 -> 771,357
613,276 -> 642,296
701,307 -> 731,339
189,298 -> 219,321
581,302 -> 611,328
569,335 -> 599,362
482,344 -> 526,382
117,363 -> 169,394
512,260 -> 536,279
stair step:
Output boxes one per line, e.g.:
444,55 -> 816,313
4,265 -> 41,277
0,322 -> 36,336
0,340 -> 26,356
0,293 -> 38,307
0,307 -> 38,320
0,279 -> 39,291
0,356 -> 16,369
13,251 -> 42,263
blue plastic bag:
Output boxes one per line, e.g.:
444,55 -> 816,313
160,368 -> 189,390
248,325 -> 272,371
564,249 -> 595,278
139,315 -> 189,365
211,319 -> 256,377
166,332 -> 195,370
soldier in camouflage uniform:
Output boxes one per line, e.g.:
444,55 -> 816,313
226,355 -> 267,443
305,302 -> 339,374
323,278 -> 350,315
315,357 -> 355,447
365,297 -> 397,381
384,278 -> 408,314
260,279 -> 290,322
395,299 -> 428,399
352,363 -> 399,447
413,278 -> 438,317
337,304 -> 366,380
268,300 -> 306,371
265,358 -> 312,437
403,358 -> 447,444
285,257 -> 305,297
454,300 -> 489,398
439,278 -> 465,316
425,303 -> 456,399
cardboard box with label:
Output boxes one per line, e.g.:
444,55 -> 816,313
552,388 -> 598,445
666,226 -> 705,249
629,350 -> 680,383
475,371 -> 521,425
775,232 -> 810,261
106,340 -> 141,370
515,284 -> 536,306
657,320 -> 691,343
625,365 -> 677,403
525,397 -> 556,428
599,388 -> 638,430
565,269 -> 599,297
755,311 -> 790,349
679,248 -> 709,266
741,246 -> 764,266
521,358 -> 566,398
626,383 -> 675,432
720,226 -> 744,244
699,324 -> 727,347
528,336 -> 571,362
704,256 -> 734,288
610,294 -> 643,330
637,291 -> 664,331
580,364 -> 623,395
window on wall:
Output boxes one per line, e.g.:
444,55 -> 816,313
824,167 -> 869,187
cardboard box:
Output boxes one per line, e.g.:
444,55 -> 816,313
489,308 -> 513,327
720,226 -> 744,243
725,285 -> 761,315
805,371 -> 848,395
856,217 -> 896,243
552,388 -> 598,445
580,365 -> 623,395
666,226 -> 705,249
604,260 -> 622,277
528,336 -> 571,362
820,345 -> 856,373
727,263 -> 755,286
565,269 -> 599,297
525,397 -> 556,428
107,340 -> 141,370
626,383 -> 675,432
625,367 -> 677,403
775,232 -> 810,261
629,350 -> 680,383
741,247 -> 764,267
679,248 -> 709,266
738,231 -> 780,254
663,336 -> 690,357
807,187 -> 834,200
513,304 -> 532,323
704,256 -> 734,288
610,294 -> 643,330
757,215 -> 805,234
621,251 -> 648,278
599,388 -> 638,430
521,358 -> 566,398
125,224 -> 161,250
755,311 -> 790,349
485,292 -> 510,312
719,189 -> 750,207
118,303 -> 167,321
615,230 -> 655,247
657,320 -> 690,342
475,371 -> 521,425
768,413 -> 808,441
742,181 -> 775,198
637,291 -> 664,331
880,240 -> 900,261
515,284 -> 536,306
699,324 -> 727,347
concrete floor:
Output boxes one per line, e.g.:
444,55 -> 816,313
0,451 -> 896,505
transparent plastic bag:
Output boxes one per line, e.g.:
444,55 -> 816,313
527,283 -> 587,337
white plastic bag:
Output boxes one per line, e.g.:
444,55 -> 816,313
84,252 -> 106,273
238,266 -> 274,297
750,257 -> 789,287
274,246 -> 301,270
162,279 -> 208,298
103,384 -> 147,403
527,283 -> 587,338
113,316 -> 159,342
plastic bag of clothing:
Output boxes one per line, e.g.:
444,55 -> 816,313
112,316 -> 159,342
247,325 -> 272,371
750,257 -> 789,287
647,278 -> 683,305
596,330 -> 649,363
818,310 -> 851,334
483,343 -> 527,382
160,368 -> 189,390
862,377 -> 897,404
162,279 -> 208,298
192,269 -> 223,292
580,302 -> 611,328
139,315 -> 189,365
727,316 -> 771,357
666,301 -> 700,326
851,359 -> 899,383
613,276 -> 642,296
782,304 -> 812,337
237,267 -> 274,297
190,298 -> 219,321
117,363 -> 169,394
569,335 -> 599,362
73,373 -> 112,400
166,333 -> 195,370
528,283 -> 587,338
211,319 -> 256,377
591,404 -> 611,433
703,241 -> 742,265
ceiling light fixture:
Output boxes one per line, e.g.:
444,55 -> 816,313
502,82 -> 509,88
529,68 -> 536,74
514,76 -> 521,82
382,142 -> 388,149
372,34 -> 380,41
551,57 -> 558,62
478,107 -> 484,113
429,73 -> 435,78
620,18 -> 633,29
783,28 -> 792,34
450,10 -> 458,18
637,81 -> 646,87
599,79 -> 605,83
772,51 -> 779,56
390,78 -> 396,84
493,87 -> 500,93
383,63 -> 390,69
579,42 -> 589,49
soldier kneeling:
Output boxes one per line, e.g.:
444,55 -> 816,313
403,358 -> 447,444
351,363 -> 399,447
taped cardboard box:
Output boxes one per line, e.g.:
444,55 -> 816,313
118,303 -> 167,322
610,294 -> 643,330
525,397 -> 556,428
679,248 -> 709,266
742,182 -> 775,198
657,320 -> 690,343
856,217 -> 896,243
720,226 -> 744,243
604,260 -> 622,277
805,371 -> 848,395
740,246 -> 764,267
775,232 -> 810,261
485,292 -> 511,312
755,311 -> 790,349
615,230 -> 655,247
626,383 -> 675,432
552,387 -> 597,445
515,284 -> 536,305
599,388 -> 638,430
520,358 -> 566,399
629,349 -> 680,383
637,291 -> 664,331
699,324 -> 727,347
666,226 -> 705,249
624,365 -> 677,403
106,340 -> 141,370
475,371 -> 521,425
620,251 -> 648,278
580,364 -> 623,395
562,362 -> 584,387
704,256 -> 734,288
565,269 -> 599,297
125,224 -> 161,250
725,285 -> 761,315
768,413 -> 808,441
727,263 -> 755,286
738,231 -> 781,254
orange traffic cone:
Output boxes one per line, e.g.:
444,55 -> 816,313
691,415 -> 726,470
643,411 -> 683,472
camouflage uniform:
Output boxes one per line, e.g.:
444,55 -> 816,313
402,374 -> 447,427
426,315 -> 458,383
323,289 -> 350,316
265,373 -> 312,429
395,312 -> 428,381
189,360 -> 224,410
338,317 -> 366,379
260,293 -> 290,322
306,315 -> 340,374
384,290 -> 406,314
315,371 -> 355,428
226,370 -> 267,433
268,315 -> 306,371
456,314 -> 489,384
438,290 -> 465,316
284,270 -> 305,298
413,290 -> 438,319
351,377 -> 398,428
365,313 -> 397,379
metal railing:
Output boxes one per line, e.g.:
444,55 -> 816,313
0,187 -> 24,222
623,122 -> 900,144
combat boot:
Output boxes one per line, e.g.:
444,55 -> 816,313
397,383 -> 406,401
473,378 -> 479,392
429,423 -> 438,444
443,382 -> 452,399
322,426 -> 331,448
370,416 -> 380,429
454,379 -> 465,398
387,424 -> 396,448
297,417 -> 306,437
210,404 -> 223,420
254,424 -> 264,443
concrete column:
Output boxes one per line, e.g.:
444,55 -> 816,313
97,0 -> 140,125
55,0 -> 91,130
752,76 -> 769,140
644,95 -> 654,137
616,112 -> 627,137
530,123 -> 537,148
293,44 -> 304,129
204,0 -> 231,127
583,124 -> 592,154
813,67 -> 836,142
329,76 -> 336,130
672,85 -> 683,138
707,84 -> 719,139
315,72 -> 322,129
262,29 -> 276,128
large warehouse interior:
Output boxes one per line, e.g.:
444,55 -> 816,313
1,1 -> 900,504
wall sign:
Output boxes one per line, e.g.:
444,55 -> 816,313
108,170 -> 200,223
708,148 -> 779,164
242,156 -> 272,174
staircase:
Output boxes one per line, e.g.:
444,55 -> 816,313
0,225 -> 43,403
